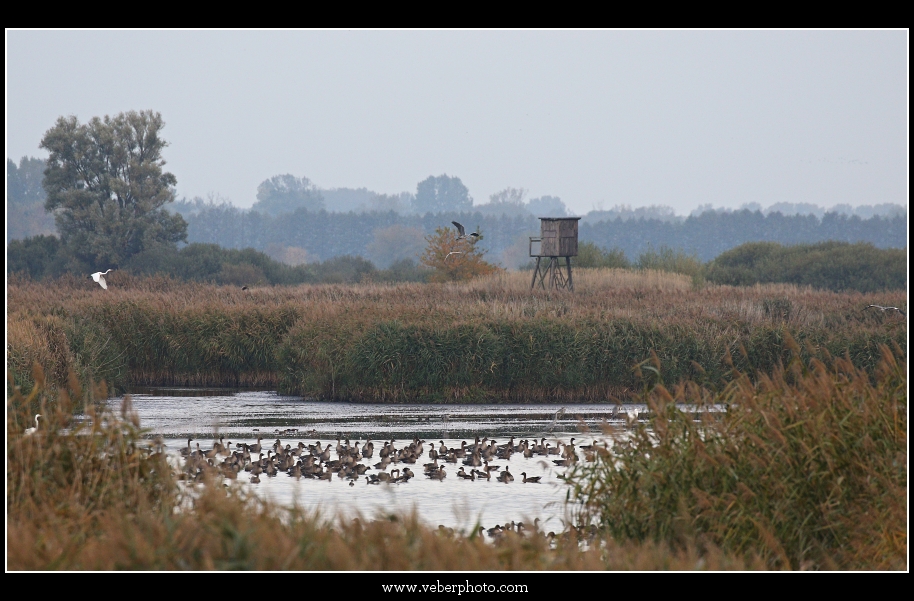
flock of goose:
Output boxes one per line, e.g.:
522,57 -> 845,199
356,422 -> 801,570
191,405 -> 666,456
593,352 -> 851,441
177,434 -> 594,487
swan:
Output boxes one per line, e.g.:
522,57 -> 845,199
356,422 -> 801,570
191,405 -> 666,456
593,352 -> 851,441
24,414 -> 41,436
88,269 -> 114,289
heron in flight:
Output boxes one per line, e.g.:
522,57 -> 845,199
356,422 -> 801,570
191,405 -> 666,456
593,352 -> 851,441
865,304 -> 905,316
451,221 -> 479,242
88,269 -> 114,289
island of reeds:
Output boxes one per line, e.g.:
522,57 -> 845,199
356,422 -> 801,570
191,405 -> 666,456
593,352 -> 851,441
7,270 -> 906,403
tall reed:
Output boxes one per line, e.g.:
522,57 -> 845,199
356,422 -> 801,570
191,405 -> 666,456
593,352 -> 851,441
565,339 -> 907,570
8,368 -> 765,570
8,271 -> 906,402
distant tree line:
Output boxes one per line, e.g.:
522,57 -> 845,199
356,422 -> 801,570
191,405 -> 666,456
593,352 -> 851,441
10,147 -> 906,267
9,234 -> 906,293
575,240 -> 906,293
168,203 -> 905,267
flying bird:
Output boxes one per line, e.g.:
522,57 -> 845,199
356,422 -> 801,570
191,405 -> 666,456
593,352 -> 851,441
451,221 -> 479,242
865,304 -> 905,316
88,269 -> 114,289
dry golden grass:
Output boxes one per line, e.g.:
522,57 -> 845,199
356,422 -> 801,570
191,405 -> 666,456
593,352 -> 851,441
7,372 -> 765,571
7,270 -> 906,401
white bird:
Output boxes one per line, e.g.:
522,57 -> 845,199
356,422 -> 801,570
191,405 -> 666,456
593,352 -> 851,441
88,269 -> 114,289
451,221 -> 479,242
24,414 -> 41,436
865,304 -> 905,316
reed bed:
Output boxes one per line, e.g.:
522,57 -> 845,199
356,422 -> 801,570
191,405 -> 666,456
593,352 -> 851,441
7,369 -> 768,570
7,270 -> 906,402
566,340 -> 908,570
8,352 -> 902,570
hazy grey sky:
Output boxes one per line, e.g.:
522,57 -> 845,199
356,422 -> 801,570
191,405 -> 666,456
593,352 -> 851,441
6,29 -> 908,215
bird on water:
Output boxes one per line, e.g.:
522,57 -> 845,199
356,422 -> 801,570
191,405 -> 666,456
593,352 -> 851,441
88,269 -> 114,289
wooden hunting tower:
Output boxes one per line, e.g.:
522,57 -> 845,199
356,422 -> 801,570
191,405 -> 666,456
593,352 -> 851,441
530,217 -> 581,291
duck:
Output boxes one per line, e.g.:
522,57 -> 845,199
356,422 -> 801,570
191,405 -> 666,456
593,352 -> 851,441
24,414 -> 41,436
521,472 -> 542,483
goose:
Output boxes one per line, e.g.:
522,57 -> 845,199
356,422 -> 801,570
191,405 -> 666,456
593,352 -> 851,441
521,472 -> 542,483
865,304 -> 906,316
88,269 -> 114,289
24,414 -> 41,436
497,468 -> 514,483
451,221 -> 479,242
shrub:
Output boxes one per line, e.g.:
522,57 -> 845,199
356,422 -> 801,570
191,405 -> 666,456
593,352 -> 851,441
706,241 -> 907,292
566,341 -> 907,570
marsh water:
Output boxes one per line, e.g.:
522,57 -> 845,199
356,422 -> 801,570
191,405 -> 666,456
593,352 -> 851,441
110,387 -> 716,534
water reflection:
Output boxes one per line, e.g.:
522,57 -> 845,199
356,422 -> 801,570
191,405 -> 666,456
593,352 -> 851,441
108,387 -> 718,534
117,386 -> 685,441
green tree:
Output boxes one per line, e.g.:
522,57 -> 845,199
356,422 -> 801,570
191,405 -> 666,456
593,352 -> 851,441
475,187 -> 531,217
40,110 -> 187,267
413,174 -> 473,214
575,241 -> 630,269
7,156 -> 57,241
7,156 -> 47,205
252,174 -> 325,215
527,194 -> 568,217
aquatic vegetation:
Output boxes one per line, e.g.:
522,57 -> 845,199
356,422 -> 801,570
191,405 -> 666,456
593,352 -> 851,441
8,271 -> 905,403
565,340 -> 907,570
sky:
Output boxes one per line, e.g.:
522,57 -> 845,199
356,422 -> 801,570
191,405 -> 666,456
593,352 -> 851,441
6,29 -> 909,216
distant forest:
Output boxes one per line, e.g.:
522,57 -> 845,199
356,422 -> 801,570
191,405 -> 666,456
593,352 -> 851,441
172,200 -> 907,267
7,156 -> 908,268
